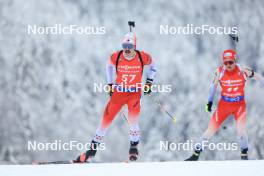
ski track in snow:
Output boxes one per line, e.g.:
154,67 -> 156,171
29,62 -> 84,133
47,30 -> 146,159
0,160 -> 264,176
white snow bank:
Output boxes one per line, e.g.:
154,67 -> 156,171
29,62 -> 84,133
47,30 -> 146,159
0,160 -> 263,176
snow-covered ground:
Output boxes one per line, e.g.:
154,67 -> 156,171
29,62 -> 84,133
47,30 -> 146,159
0,160 -> 264,176
1,0 -> 264,164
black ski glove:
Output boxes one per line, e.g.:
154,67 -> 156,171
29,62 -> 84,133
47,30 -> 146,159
143,78 -> 153,95
205,101 -> 213,112
107,84 -> 114,96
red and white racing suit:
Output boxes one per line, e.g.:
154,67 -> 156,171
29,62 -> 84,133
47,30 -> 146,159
93,50 -> 156,143
199,64 -> 249,150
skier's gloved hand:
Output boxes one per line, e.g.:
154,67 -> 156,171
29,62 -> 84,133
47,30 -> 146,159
205,101 -> 213,112
106,84 -> 114,96
143,78 -> 153,95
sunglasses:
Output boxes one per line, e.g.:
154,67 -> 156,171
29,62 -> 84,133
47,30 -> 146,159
122,43 -> 134,50
224,61 -> 235,65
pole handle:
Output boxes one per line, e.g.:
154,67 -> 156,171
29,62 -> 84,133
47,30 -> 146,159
128,21 -> 135,32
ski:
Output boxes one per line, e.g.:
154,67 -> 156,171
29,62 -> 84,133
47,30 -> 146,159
33,160 -> 135,165
32,160 -> 89,165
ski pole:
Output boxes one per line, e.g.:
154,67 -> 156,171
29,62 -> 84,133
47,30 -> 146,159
148,94 -> 177,123
121,110 -> 130,126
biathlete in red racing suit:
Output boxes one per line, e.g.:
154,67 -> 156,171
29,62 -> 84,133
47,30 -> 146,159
186,49 -> 264,161
75,32 -> 156,162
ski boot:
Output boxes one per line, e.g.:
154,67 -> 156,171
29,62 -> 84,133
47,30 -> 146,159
241,148 -> 248,160
129,141 -> 139,161
75,140 -> 99,163
185,149 -> 202,161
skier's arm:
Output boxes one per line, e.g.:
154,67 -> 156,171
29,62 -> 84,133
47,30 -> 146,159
261,77 -> 264,87
106,59 -> 116,84
208,69 -> 219,102
106,59 -> 116,96
206,69 -> 219,112
145,61 -> 156,84
242,65 -> 264,86
143,52 -> 156,95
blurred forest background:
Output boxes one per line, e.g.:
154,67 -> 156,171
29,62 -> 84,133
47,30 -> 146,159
0,0 -> 264,164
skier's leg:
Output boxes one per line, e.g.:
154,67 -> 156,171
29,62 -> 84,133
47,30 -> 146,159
186,101 -> 230,161
93,100 -> 124,142
93,92 -> 127,143
202,110 -> 228,140
75,93 -> 125,162
199,101 -> 230,148
127,93 -> 141,161
128,98 -> 141,142
185,111 -> 228,161
234,102 -> 248,160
